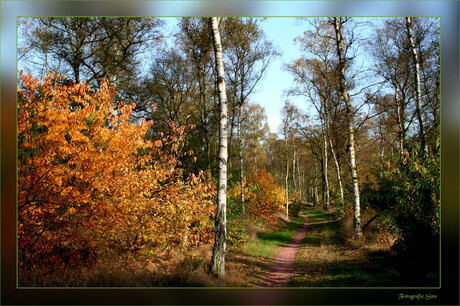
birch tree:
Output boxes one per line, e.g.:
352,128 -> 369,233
332,17 -> 362,237
405,17 -> 429,155
369,19 -> 414,154
281,101 -> 301,218
209,17 -> 228,278
286,19 -> 338,210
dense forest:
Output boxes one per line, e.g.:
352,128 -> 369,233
17,17 -> 439,287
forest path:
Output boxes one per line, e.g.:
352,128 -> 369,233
259,210 -> 310,287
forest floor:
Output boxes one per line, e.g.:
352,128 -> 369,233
226,205 -> 404,287
258,210 -> 311,287
24,204 -> 437,287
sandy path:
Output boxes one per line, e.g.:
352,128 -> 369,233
259,211 -> 310,287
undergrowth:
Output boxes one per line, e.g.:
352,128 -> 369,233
292,206 -> 435,287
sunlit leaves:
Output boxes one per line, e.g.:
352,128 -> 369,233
228,167 -> 285,221
18,73 -> 216,277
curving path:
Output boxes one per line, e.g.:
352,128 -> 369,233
259,211 -> 310,287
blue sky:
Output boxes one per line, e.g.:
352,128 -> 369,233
14,14 -> 443,135
250,18 -> 307,134
16,16 -> 327,135
161,17 -> 309,134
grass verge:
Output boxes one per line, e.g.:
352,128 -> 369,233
292,206 -> 399,287
227,209 -> 308,286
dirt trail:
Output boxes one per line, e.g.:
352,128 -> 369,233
259,211 -> 310,287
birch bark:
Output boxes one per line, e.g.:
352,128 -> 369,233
209,17 -> 228,278
285,136 -> 289,218
332,17 -> 362,237
322,117 -> 330,211
292,146 -> 297,203
406,17 -> 428,154
237,104 -> 245,214
329,137 -> 344,205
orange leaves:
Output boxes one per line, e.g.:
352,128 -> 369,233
229,167 -> 285,220
18,73 -> 215,272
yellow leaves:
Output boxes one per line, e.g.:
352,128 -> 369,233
18,72 -> 217,263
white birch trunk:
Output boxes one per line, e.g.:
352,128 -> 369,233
322,124 -> 330,211
297,156 -> 302,201
333,17 -> 362,237
237,104 -> 245,215
210,17 -> 228,278
292,146 -> 297,203
285,137 -> 289,218
406,17 -> 428,154
329,137 -> 344,205
314,162 -> 319,207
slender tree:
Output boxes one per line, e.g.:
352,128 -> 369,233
209,17 -> 228,278
369,19 -> 414,154
222,17 -> 279,213
332,17 -> 362,237
178,18 -> 218,172
406,17 -> 429,154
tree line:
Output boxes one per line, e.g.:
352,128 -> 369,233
18,17 -> 439,282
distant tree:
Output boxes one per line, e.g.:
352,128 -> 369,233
280,101 -> 301,218
369,18 -> 414,154
368,17 -> 439,155
18,17 -> 163,101
222,17 -> 279,213
143,48 -> 196,133
239,102 -> 270,175
177,17 -> 218,173
286,18 -> 348,209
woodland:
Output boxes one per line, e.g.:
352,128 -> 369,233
17,17 -> 439,287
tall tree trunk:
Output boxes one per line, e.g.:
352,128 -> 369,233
395,87 -> 405,153
73,64 -> 80,83
285,137 -> 289,218
45,50 -> 49,74
322,123 -> 330,211
210,17 -> 228,278
254,145 -> 258,174
329,137 -> 344,205
237,104 -> 245,215
406,17 -> 428,155
333,17 -> 362,238
297,156 -> 302,201
314,162 -> 319,207
292,145 -> 297,203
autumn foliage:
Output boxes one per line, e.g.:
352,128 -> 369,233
18,73 -> 215,277
228,167 -> 285,220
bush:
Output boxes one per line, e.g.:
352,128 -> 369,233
362,147 -> 439,252
228,167 -> 285,221
17,73 -> 216,281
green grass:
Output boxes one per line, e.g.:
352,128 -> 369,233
225,210 -> 309,285
291,206 -> 399,287
244,213 -> 306,259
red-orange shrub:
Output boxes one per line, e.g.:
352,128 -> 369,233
228,167 -> 285,221
18,73 -> 215,276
